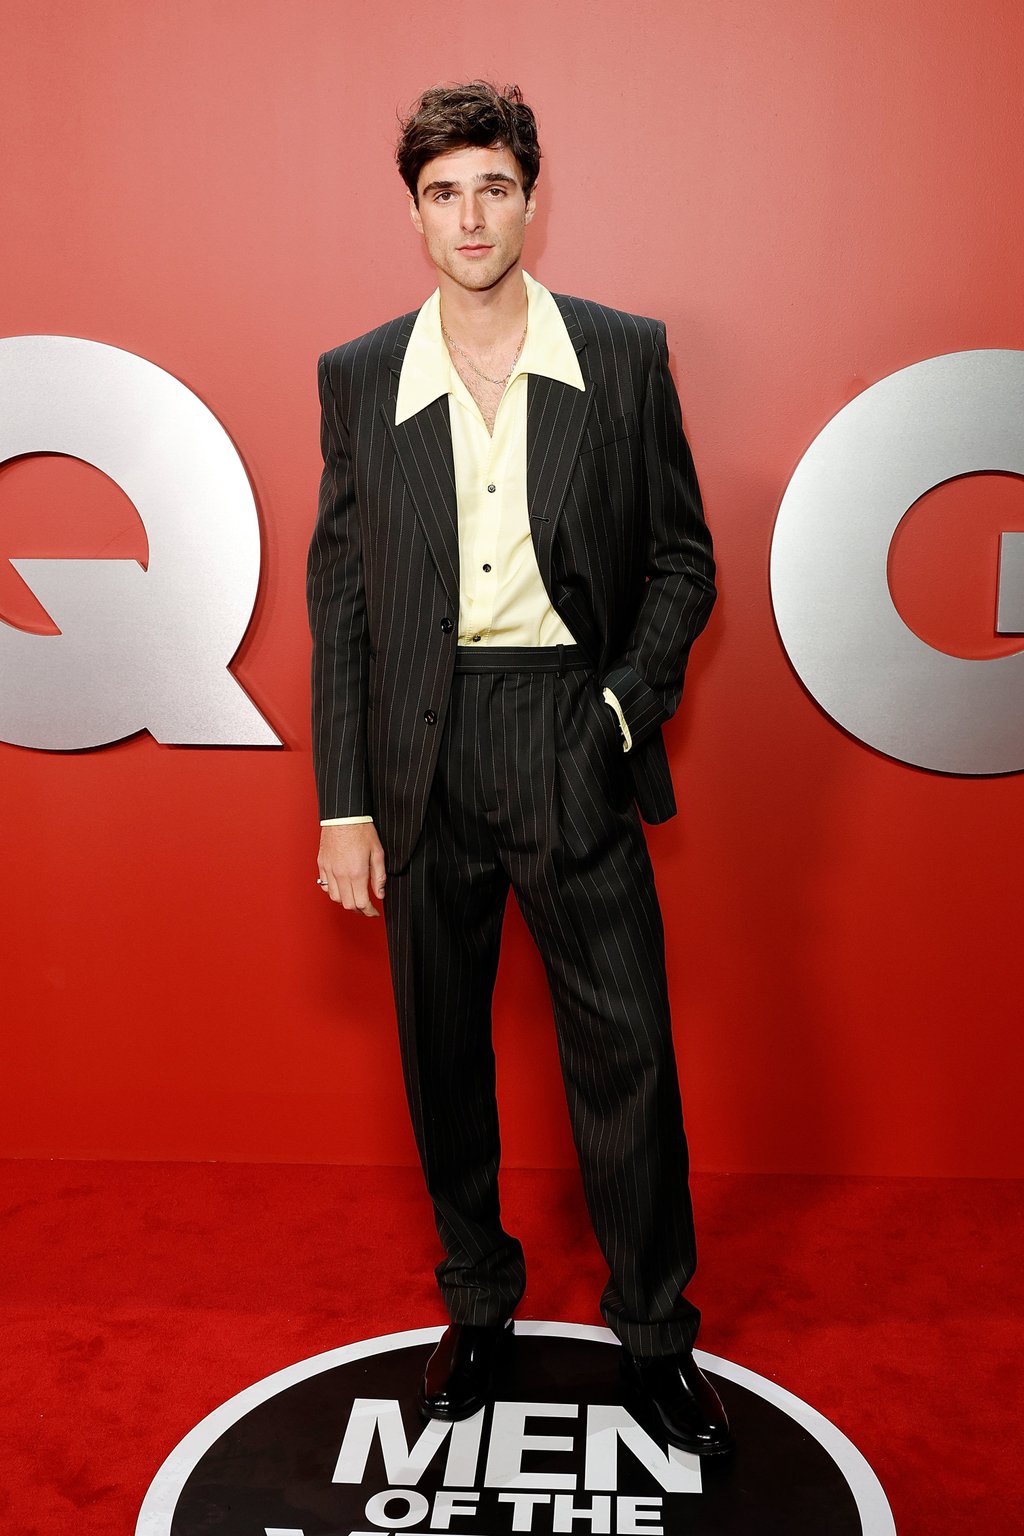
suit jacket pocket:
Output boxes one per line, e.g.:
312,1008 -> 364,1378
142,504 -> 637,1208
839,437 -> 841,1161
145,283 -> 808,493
579,409 -> 638,454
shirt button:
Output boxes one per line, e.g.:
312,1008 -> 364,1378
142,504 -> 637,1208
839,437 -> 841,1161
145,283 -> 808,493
423,709 -> 437,724
472,634 -> 481,642
482,563 -> 491,572
487,483 -> 496,493
440,617 -> 453,633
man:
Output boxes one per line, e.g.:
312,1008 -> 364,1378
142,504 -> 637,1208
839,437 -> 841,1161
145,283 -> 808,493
308,81 -> 729,1455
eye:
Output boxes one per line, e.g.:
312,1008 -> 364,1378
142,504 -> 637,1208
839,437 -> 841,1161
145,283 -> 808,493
433,190 -> 454,203
485,185 -> 508,197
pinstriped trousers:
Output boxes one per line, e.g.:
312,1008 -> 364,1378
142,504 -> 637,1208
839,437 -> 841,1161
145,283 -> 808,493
383,645 -> 700,1356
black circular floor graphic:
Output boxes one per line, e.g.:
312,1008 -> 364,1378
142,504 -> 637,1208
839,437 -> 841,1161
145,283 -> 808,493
136,1323 -> 896,1536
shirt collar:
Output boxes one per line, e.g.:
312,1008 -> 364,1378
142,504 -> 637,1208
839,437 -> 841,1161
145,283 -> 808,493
394,269 -> 585,425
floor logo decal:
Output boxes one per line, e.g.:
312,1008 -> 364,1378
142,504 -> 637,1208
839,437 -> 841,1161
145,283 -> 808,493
136,1321 -> 896,1535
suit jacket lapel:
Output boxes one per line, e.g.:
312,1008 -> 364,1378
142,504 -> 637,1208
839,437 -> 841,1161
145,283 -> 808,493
380,317 -> 460,609
527,296 -> 595,595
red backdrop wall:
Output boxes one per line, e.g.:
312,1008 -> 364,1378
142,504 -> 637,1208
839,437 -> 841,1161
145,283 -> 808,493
3,0 -> 1022,1177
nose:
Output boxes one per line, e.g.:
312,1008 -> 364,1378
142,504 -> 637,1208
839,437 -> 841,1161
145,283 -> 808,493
460,193 -> 484,232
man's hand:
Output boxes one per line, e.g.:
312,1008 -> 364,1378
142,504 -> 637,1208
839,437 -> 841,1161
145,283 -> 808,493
317,823 -> 386,917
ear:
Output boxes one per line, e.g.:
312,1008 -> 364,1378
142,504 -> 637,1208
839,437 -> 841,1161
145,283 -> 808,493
408,191 -> 424,236
524,185 -> 537,225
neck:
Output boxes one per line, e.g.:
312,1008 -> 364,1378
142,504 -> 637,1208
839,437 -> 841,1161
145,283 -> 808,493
437,263 -> 528,343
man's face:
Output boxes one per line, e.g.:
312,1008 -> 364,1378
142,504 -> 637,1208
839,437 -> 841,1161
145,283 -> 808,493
409,143 -> 535,293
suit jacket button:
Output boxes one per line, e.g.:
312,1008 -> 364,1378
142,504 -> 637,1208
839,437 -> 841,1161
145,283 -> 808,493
440,617 -> 453,633
423,709 -> 437,725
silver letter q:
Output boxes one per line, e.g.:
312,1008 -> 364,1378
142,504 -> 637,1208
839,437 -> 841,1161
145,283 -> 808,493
0,335 -> 280,749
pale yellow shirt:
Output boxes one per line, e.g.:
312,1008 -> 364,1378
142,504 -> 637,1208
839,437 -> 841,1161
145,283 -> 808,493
397,269 -> 584,647
323,271 -> 629,827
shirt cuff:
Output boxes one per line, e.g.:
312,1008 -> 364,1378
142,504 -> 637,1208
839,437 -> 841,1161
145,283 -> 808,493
602,686 -> 632,753
321,816 -> 374,825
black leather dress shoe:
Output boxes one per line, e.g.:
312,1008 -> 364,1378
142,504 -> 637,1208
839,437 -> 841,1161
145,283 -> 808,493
418,1321 -> 515,1421
621,1349 -> 734,1456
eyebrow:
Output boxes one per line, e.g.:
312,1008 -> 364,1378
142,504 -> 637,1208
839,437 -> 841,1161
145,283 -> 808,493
420,171 -> 519,196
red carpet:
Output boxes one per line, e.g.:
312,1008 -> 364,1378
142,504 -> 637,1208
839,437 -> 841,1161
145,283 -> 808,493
1,1161 -> 1020,1535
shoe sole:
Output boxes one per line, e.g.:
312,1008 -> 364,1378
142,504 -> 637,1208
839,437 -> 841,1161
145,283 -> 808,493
416,1388 -> 487,1423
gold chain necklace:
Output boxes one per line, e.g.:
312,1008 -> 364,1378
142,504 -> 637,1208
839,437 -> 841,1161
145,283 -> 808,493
441,318 -> 528,386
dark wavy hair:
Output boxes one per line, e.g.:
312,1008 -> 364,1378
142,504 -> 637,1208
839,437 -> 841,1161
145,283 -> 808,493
396,81 -> 541,203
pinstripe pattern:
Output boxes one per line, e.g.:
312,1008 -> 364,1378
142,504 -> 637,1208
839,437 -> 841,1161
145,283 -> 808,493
307,294 -> 715,874
384,647 -> 700,1355
307,291 -> 715,1355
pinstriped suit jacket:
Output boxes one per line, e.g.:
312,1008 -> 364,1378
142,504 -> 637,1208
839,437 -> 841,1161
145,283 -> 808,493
307,292 -> 716,874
